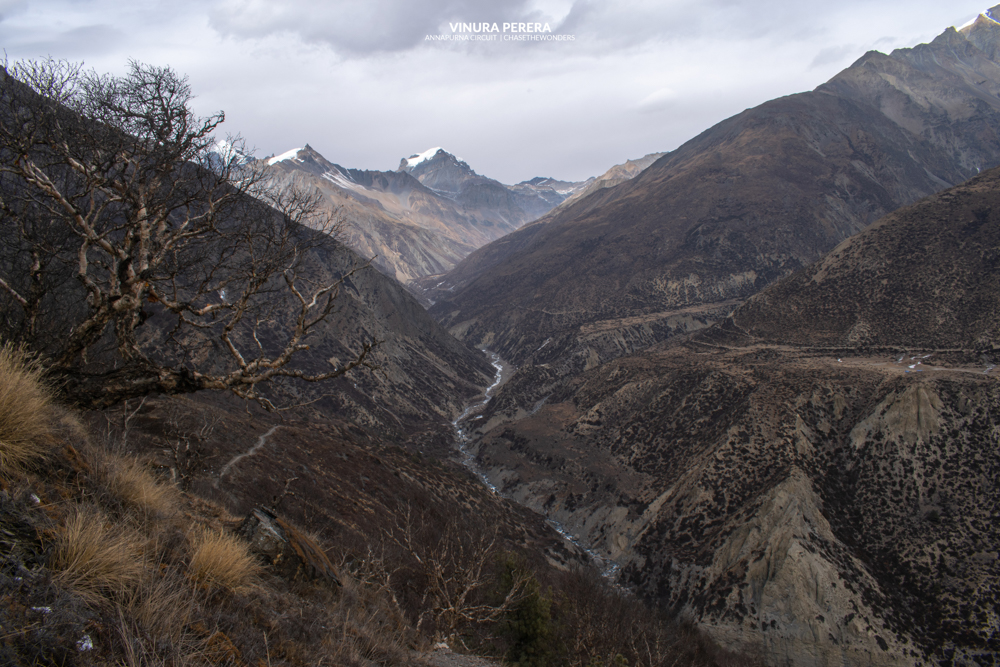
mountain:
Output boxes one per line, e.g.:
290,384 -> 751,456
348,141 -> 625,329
553,151 -> 666,211
412,150 -> 668,303
396,146 -> 591,231
731,167 -> 1000,351
264,146 -> 583,289
508,175 -> 593,211
961,6 -> 1000,58
0,55 -> 768,667
420,12 -> 1000,666
397,147 -> 481,194
459,163 -> 1000,667
428,18 -> 1000,372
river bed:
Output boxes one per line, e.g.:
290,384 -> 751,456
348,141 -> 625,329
451,350 -> 621,578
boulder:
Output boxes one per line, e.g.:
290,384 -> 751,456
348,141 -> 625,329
236,507 -> 340,585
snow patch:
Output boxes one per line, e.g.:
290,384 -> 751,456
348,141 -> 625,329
960,11 -> 1000,30
267,147 -> 304,165
320,169 -> 363,192
402,147 -> 444,169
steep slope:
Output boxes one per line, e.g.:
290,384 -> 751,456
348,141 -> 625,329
471,345 -> 1000,666
416,151 -> 666,301
731,166 -> 1000,350
430,18 -> 1000,371
265,146 -> 472,284
459,162 -> 1000,666
137,220 -> 496,445
553,151 -> 667,211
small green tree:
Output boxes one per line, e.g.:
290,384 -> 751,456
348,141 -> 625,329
501,555 -> 559,667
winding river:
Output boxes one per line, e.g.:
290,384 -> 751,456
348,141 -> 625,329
451,350 -> 621,578
451,350 -> 509,494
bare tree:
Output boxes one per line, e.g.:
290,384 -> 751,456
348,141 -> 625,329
386,507 -> 534,644
0,58 -> 377,409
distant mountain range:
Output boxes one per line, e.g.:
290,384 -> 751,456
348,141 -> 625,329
260,144 -> 676,301
261,145 -> 596,291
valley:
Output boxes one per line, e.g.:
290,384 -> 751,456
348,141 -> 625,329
462,339 -> 999,666
2,5 -> 1000,667
414,10 -> 1000,666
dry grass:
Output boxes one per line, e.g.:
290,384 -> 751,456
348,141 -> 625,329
113,574 -> 207,666
187,527 -> 261,592
51,507 -> 147,603
125,573 -> 195,643
0,342 -> 54,476
329,575 -> 412,665
95,451 -> 179,523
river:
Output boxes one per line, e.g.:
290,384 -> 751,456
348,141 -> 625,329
451,350 -> 621,579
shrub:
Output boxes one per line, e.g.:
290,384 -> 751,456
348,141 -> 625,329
0,343 -> 54,476
51,507 -> 146,603
188,528 -> 261,592
503,573 -> 558,667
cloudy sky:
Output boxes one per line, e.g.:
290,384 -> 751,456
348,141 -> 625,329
0,1 -> 990,183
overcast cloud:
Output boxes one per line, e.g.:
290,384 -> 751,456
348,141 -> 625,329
0,1 -> 990,183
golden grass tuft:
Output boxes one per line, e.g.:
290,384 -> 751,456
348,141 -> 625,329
187,528 -> 261,592
0,343 -> 55,476
96,452 -> 179,523
52,507 -> 147,603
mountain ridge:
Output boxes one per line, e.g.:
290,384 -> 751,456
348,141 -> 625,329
426,17 -> 1000,372
264,145 -> 588,290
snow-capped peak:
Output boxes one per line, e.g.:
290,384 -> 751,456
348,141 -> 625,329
402,147 -> 445,170
267,147 -> 304,166
213,138 -> 238,160
210,138 -> 253,164
959,9 -> 1000,30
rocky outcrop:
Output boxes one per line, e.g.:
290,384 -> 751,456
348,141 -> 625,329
237,507 -> 340,583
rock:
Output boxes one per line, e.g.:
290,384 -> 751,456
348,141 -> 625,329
236,507 -> 340,585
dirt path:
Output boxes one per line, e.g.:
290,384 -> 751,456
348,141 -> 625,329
216,425 -> 280,485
